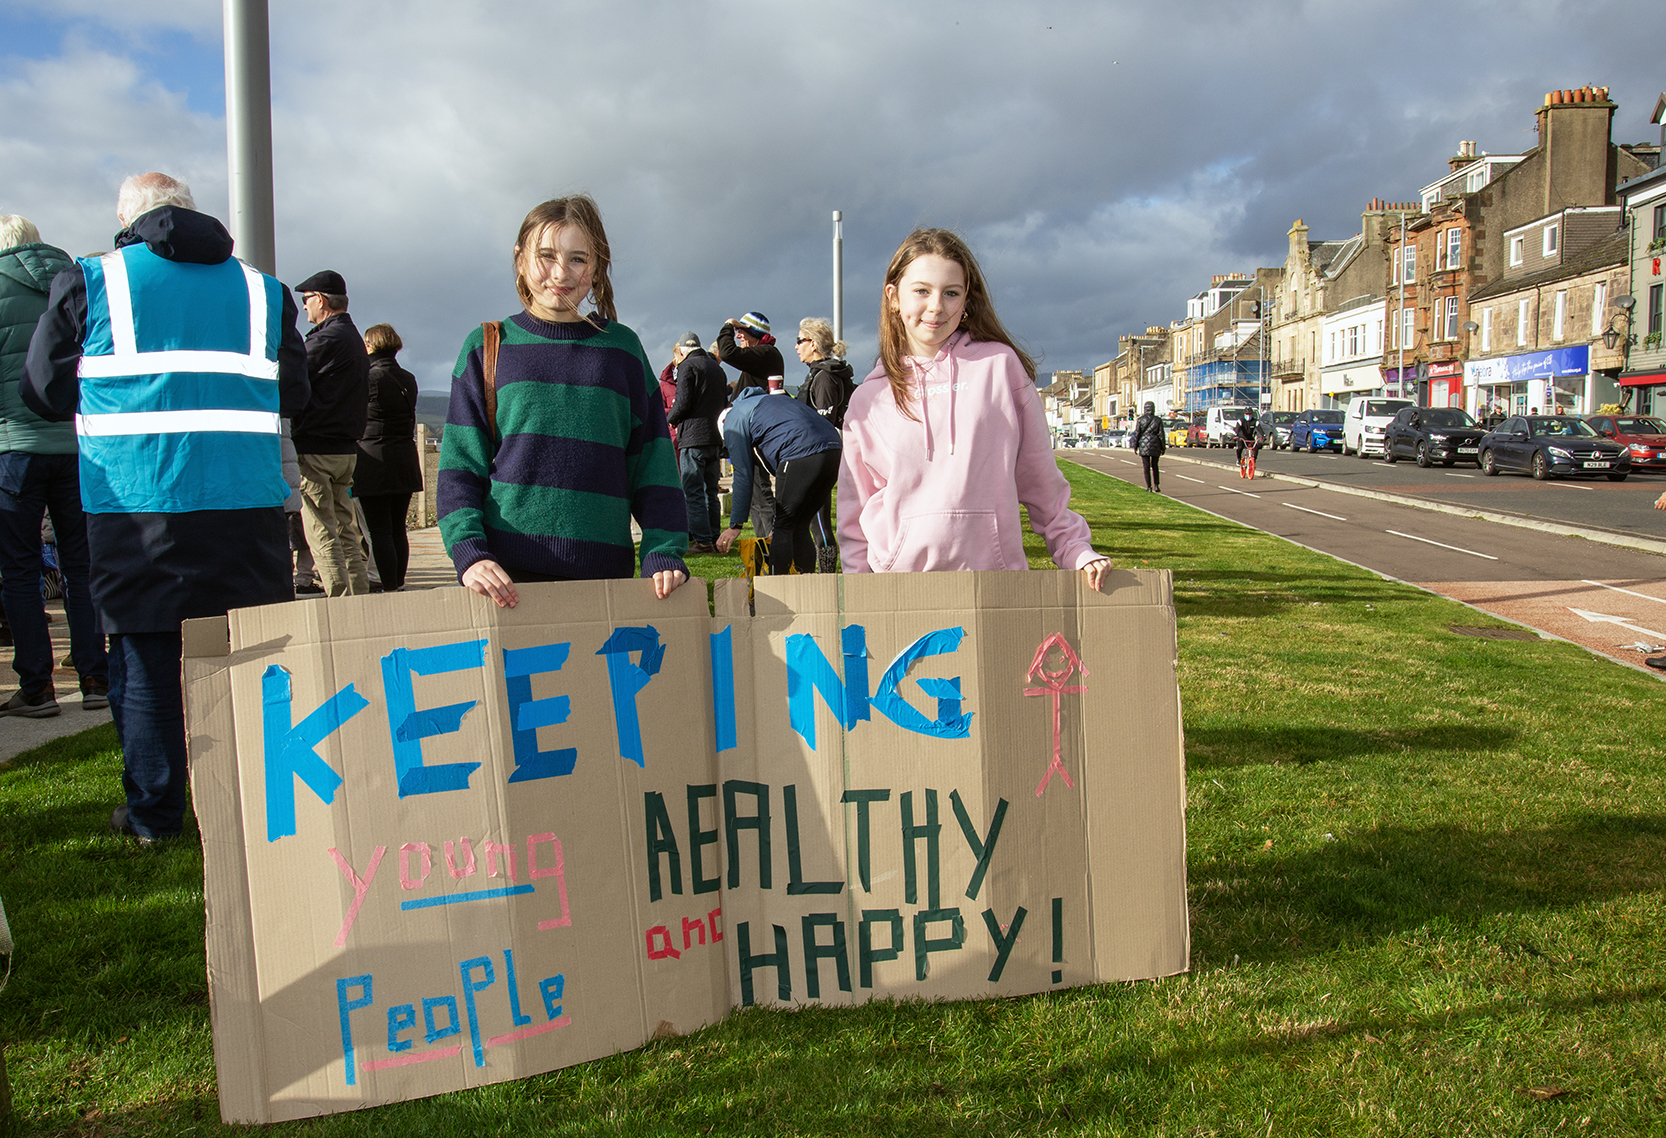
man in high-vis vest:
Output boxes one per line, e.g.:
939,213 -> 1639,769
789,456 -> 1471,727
22,172 -> 308,843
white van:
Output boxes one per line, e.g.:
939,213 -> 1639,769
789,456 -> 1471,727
1344,397 -> 1413,457
1205,405 -> 1257,448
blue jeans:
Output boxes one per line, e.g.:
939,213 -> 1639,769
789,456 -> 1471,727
679,445 -> 722,544
108,631 -> 188,839
0,452 -> 106,694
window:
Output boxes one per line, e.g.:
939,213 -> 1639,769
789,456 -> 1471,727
1481,307 -> 1492,351
1544,222 -> 1559,258
1509,235 -> 1524,266
1401,308 -> 1414,350
1654,203 -> 1665,243
1552,290 -> 1567,341
1517,298 -> 1531,346
1372,318 -> 1383,353
1444,297 -> 1460,341
1650,284 -> 1664,337
1591,283 -> 1606,337
1402,246 -> 1416,283
1328,330 -> 1336,362
1443,229 -> 1462,271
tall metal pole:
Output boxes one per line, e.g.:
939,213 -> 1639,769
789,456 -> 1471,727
832,211 -> 844,347
224,0 -> 276,275
1397,212 -> 1406,401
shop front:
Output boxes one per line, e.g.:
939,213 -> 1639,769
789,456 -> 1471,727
1463,346 -> 1592,421
1319,362 -> 1384,409
1378,365 -> 1418,403
1618,367 -> 1666,416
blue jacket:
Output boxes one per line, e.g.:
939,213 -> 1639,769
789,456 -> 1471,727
722,386 -> 840,530
22,206 -> 308,632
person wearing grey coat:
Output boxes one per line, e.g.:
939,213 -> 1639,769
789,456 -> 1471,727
1130,402 -> 1166,493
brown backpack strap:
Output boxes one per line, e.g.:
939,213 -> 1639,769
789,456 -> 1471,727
481,321 -> 502,443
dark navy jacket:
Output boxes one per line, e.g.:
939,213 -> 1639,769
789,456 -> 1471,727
722,386 -> 840,530
667,347 -> 728,450
22,206 -> 308,633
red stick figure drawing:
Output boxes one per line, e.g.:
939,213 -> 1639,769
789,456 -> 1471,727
1024,633 -> 1088,797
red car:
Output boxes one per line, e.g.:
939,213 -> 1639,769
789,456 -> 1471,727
1585,413 -> 1666,471
1185,418 -> 1209,448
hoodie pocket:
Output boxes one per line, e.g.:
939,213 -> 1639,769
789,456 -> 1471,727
879,509 -> 1005,572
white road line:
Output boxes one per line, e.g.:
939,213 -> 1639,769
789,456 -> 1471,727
1283,502 -> 1348,521
1175,474 -> 1206,483
1118,458 -> 1137,465
1444,472 -> 1476,478
1582,579 -> 1666,606
1547,482 -> 1595,491
1385,529 -> 1499,560
1372,462 -> 1394,467
1218,485 -> 1261,497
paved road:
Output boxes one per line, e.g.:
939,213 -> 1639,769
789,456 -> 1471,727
1066,448 -> 1666,675
1148,440 -> 1666,545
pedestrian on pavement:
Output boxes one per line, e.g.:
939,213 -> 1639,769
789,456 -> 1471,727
794,317 -> 853,570
293,269 -> 371,596
1130,401 -> 1166,493
0,213 -> 107,718
837,228 -> 1111,589
21,172 -> 307,842
667,331 -> 728,555
711,312 -> 781,538
437,194 -> 687,608
716,385 -> 841,575
354,323 -> 422,592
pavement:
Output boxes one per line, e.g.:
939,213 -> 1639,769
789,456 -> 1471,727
1065,446 -> 1666,677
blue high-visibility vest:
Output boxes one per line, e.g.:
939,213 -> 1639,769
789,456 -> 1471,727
76,244 -> 288,513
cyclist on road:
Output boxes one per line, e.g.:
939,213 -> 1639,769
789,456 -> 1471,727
1233,415 -> 1260,479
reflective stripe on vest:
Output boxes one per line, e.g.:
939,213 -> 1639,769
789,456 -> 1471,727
76,409 -> 283,436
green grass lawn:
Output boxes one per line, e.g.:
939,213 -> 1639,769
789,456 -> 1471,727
4,461 -> 1665,1135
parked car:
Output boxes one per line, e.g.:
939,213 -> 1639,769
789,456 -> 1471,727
1383,406 -> 1485,467
1478,415 -> 1631,481
1343,397 -> 1413,457
1584,413 -> 1666,471
1288,408 -> 1345,452
1104,429 -> 1130,449
1165,417 -> 1191,448
1186,418 -> 1209,448
1205,405 -> 1257,448
1257,410 -> 1296,450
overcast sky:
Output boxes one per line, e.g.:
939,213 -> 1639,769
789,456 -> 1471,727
4,0 -> 1664,392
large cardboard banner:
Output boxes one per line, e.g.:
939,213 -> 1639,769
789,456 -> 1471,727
184,569 -> 1187,1124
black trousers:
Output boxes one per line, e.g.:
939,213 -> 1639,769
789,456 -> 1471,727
770,449 -> 841,575
1140,454 -> 1161,490
358,493 -> 412,591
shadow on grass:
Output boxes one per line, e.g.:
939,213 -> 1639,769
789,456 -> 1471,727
1191,813 -> 1666,963
1186,723 -> 1519,768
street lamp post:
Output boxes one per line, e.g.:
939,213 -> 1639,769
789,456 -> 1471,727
832,211 -> 844,347
223,0 -> 276,275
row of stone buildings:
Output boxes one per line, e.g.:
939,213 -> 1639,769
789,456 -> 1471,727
1064,86 -> 1666,431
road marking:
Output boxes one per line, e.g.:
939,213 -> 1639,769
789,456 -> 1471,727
1283,502 -> 1348,521
1568,607 -> 1666,641
1385,530 -> 1499,560
1218,485 -> 1261,497
1372,462 -> 1394,467
1175,474 -> 1206,483
1547,482 -> 1595,491
1119,459 -> 1137,466
1582,580 -> 1666,606
1444,472 -> 1476,478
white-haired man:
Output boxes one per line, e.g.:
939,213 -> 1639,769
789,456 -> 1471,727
23,172 -> 309,843
0,213 -> 107,718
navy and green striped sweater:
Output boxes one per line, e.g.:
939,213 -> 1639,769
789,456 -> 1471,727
437,313 -> 688,581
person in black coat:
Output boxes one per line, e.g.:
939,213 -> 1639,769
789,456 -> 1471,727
665,331 -> 728,553
1130,401 -> 1167,493
711,312 -> 781,537
793,317 -> 853,570
294,269 -> 371,595
353,323 -> 422,590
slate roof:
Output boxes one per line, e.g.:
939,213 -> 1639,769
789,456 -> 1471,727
1469,226 -> 1628,302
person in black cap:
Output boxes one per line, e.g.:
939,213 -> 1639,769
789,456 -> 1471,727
711,311 -> 782,538
293,269 -> 371,595
666,331 -> 728,553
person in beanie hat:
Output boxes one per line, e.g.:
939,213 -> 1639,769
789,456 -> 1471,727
666,330 -> 728,553
292,268 -> 371,596
711,312 -> 783,537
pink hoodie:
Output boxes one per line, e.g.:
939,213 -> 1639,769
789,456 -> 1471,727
837,332 -> 1100,574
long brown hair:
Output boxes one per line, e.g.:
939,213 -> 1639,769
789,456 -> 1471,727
877,228 -> 1036,418
513,194 -> 616,324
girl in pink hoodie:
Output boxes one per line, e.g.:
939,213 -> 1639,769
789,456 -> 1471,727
837,229 -> 1112,588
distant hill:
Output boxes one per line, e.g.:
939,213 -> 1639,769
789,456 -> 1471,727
416,392 -> 449,435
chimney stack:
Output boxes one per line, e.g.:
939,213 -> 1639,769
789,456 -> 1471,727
1535,85 -> 1619,211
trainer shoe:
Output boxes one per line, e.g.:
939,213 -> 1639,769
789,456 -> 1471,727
2,686 -> 60,718
81,676 -> 110,710
109,804 -> 161,847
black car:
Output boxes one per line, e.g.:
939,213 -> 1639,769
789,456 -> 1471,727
1257,411 -> 1296,450
1289,409 -> 1344,452
1383,406 -> 1485,468
1477,415 -> 1631,481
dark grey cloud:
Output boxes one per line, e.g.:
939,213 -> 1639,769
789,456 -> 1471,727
3,0 -> 1664,390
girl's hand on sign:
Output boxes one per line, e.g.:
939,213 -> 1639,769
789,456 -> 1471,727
1082,557 -> 1113,593
652,569 -> 688,599
462,559 -> 519,608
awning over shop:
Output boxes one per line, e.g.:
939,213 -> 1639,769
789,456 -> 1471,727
1618,368 -> 1666,387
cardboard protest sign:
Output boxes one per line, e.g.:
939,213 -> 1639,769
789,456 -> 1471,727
184,569 -> 1186,1124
